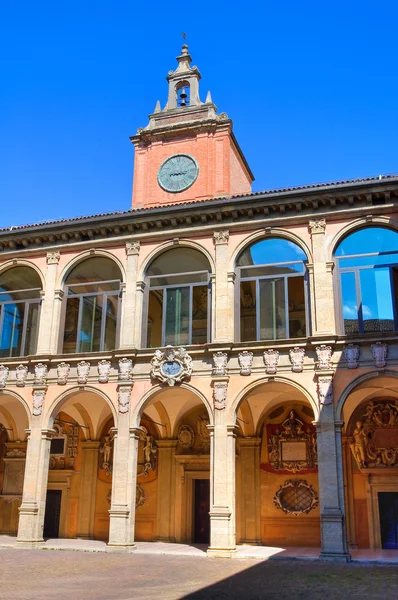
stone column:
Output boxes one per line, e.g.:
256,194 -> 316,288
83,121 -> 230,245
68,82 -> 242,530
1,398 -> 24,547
213,230 -> 231,342
238,438 -> 261,545
309,219 -> 336,335
315,380 -> 350,561
207,378 -> 237,557
156,440 -> 178,542
17,393 -> 52,546
119,241 -> 140,349
134,281 -> 146,348
227,271 -> 236,342
76,441 -> 100,539
36,251 -> 60,355
108,385 -> 139,550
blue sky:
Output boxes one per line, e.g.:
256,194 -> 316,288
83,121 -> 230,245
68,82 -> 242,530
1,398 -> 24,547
1,1 -> 397,228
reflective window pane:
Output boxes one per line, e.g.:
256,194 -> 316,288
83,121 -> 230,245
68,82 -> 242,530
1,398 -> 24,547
25,303 -> 39,355
0,267 -> 41,293
148,290 -> 163,348
360,268 -> 394,332
288,277 -> 306,338
165,287 -> 190,346
149,272 -> 208,287
341,272 -> 359,334
339,253 -> 398,269
147,248 -> 210,276
237,238 -> 307,267
66,257 -> 122,286
0,303 -> 24,357
79,296 -> 103,352
240,280 -> 256,342
68,281 -> 120,295
63,297 -> 80,353
335,227 -> 398,257
192,286 -> 208,345
259,278 -> 286,340
104,296 -> 118,351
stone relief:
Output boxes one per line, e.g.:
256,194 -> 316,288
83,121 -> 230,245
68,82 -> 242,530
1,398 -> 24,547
98,360 -> 112,383
344,344 -> 360,369
0,365 -> 9,388
213,230 -> 229,245
178,424 -> 195,449
315,345 -> 332,370
16,365 -> 28,387
150,346 -> 193,386
289,347 -> 305,373
308,218 -> 326,234
136,483 -> 146,508
32,389 -> 45,416
349,400 -> 398,469
267,410 -> 317,473
212,352 -> 228,376
213,380 -> 228,411
238,351 -> 253,376
197,414 -> 211,451
273,479 -> 319,516
5,448 -> 26,458
34,363 -> 47,385
118,358 -> 133,381
77,361 -> 90,384
99,430 -> 114,476
371,342 -> 387,368
137,428 -> 158,478
263,349 -> 279,374
118,385 -> 132,414
57,362 -> 70,385
317,376 -> 333,406
126,241 -> 140,255
46,251 -> 60,265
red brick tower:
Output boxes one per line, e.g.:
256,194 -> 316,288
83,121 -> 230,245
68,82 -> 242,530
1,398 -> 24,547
130,45 -> 254,208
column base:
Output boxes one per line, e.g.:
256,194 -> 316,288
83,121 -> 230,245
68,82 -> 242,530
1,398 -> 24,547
15,539 -> 45,549
207,546 -> 236,558
319,551 -> 351,562
107,543 -> 136,553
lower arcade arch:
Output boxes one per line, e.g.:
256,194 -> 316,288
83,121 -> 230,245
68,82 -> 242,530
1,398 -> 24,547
340,374 -> 398,550
235,381 -> 320,547
133,386 -> 213,544
0,392 -> 30,535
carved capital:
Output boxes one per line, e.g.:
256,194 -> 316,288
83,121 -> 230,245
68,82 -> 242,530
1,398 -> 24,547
213,230 -> 229,245
46,251 -> 60,265
126,241 -> 140,256
309,219 -> 326,234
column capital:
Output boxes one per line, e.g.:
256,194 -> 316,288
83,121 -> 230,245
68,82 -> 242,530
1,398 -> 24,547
213,230 -> 229,245
46,251 -> 60,265
309,218 -> 326,234
126,241 -> 140,256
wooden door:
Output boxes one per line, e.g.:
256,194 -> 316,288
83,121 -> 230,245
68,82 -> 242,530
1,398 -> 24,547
43,490 -> 62,539
378,492 -> 398,549
193,479 -> 210,544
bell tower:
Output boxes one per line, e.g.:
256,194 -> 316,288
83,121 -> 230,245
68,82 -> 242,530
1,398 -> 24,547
130,45 -> 254,208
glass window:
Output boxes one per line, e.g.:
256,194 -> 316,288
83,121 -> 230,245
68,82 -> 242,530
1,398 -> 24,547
237,238 -> 308,342
146,248 -> 211,347
62,258 -> 121,353
335,227 -> 398,334
0,267 -> 42,357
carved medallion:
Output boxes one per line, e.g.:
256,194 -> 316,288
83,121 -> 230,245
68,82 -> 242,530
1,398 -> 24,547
264,349 -> 279,374
315,345 -> 332,370
213,380 -> 228,411
178,424 -> 195,449
150,346 -> 192,386
16,365 -> 28,387
32,389 -> 45,416
212,352 -> 228,376
371,342 -> 387,368
98,360 -> 111,383
118,358 -> 133,381
118,385 -> 132,414
317,376 -> 333,406
77,361 -> 90,384
238,351 -> 253,376
273,479 -> 318,516
34,363 -> 47,385
57,362 -> 70,385
344,344 -> 359,369
0,365 -> 9,388
289,347 -> 305,373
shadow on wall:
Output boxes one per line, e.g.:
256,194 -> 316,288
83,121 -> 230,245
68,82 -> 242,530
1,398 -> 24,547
179,559 -> 398,600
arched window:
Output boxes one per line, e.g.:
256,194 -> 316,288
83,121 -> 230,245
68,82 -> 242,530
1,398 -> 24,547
335,227 -> 398,334
62,257 -> 122,353
145,248 -> 211,347
236,238 -> 308,342
0,266 -> 42,357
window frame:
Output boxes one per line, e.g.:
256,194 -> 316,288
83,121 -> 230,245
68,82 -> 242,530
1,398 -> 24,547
0,286 -> 42,358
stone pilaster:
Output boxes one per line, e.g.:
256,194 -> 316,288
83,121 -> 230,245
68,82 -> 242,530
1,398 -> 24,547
76,441 -> 100,539
119,241 -> 140,349
315,405 -> 350,561
207,414 -> 237,557
108,385 -> 139,550
237,438 -> 261,545
213,230 -> 231,342
36,251 -> 60,354
156,439 -> 178,542
17,421 -> 53,547
308,219 -> 336,335
134,281 -> 146,348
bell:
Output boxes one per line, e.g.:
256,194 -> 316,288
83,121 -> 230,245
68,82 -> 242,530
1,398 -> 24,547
179,87 -> 188,107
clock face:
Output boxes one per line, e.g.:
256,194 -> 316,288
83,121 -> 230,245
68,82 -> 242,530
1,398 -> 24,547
158,154 -> 199,193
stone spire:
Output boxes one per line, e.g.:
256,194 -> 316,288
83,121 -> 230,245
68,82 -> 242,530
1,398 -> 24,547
164,44 -> 202,110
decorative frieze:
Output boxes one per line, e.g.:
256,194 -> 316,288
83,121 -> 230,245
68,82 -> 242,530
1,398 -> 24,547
344,344 -> 359,369
264,349 -> 279,374
15,365 -> 28,387
77,361 -> 90,384
0,365 -> 9,388
34,363 -> 47,385
213,380 -> 228,411
150,346 -> 193,386
238,351 -> 253,376
315,345 -> 333,370
57,362 -> 70,385
213,230 -> 229,245
317,375 -> 333,406
212,352 -> 228,376
289,347 -> 305,373
118,358 -> 133,381
118,384 -> 132,414
371,342 -> 387,368
32,388 -> 46,416
98,360 -> 111,383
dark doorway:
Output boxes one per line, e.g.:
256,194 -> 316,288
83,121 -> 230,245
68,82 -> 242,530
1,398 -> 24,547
379,492 -> 398,549
43,490 -> 62,539
193,479 -> 210,544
